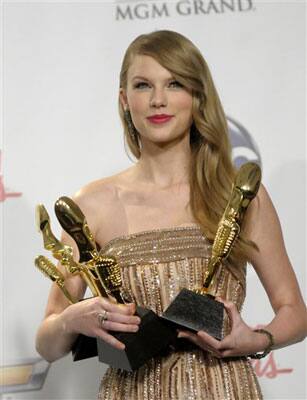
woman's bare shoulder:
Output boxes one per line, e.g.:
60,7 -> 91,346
244,183 -> 278,240
69,167 -> 135,242
74,168 -> 133,206
243,182 -> 289,268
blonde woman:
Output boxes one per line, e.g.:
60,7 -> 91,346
36,31 -> 306,399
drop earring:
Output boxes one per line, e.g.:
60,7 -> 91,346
124,109 -> 138,142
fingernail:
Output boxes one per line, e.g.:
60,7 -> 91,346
133,326 -> 139,332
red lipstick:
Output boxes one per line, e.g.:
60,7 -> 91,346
147,114 -> 173,124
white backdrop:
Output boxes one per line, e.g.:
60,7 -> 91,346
1,1 -> 306,399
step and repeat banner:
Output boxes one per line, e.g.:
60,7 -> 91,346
1,1 -> 305,399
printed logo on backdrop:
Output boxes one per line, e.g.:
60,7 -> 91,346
251,326 -> 293,379
251,354 -> 293,379
0,150 -> 22,202
227,117 -> 262,168
115,0 -> 255,21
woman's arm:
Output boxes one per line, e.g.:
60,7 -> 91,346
178,184 -> 307,357
35,190 -> 140,363
35,235 -> 140,362
244,184 -> 307,349
35,228 -> 86,362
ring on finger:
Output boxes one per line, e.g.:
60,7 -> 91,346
98,310 -> 108,327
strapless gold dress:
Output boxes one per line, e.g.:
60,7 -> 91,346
97,226 -> 262,400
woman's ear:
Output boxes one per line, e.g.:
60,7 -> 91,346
119,88 -> 128,110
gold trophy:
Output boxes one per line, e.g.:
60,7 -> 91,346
53,197 -> 131,304
35,203 -> 107,298
35,202 -> 112,360
35,255 -> 76,304
35,197 -> 176,370
95,256 -> 178,370
162,162 -> 261,340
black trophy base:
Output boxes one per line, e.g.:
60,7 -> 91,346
97,306 -> 176,371
72,334 -> 98,361
161,288 -> 224,340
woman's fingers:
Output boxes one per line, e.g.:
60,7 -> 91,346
105,311 -> 141,325
197,330 -> 235,352
215,297 -> 240,326
177,330 -> 194,340
98,298 -> 136,316
178,330 -> 222,357
178,330 -> 203,347
95,301 -> 140,333
196,330 -> 234,355
62,297 -> 140,340
197,331 -> 222,349
100,320 -> 139,333
96,328 -> 125,350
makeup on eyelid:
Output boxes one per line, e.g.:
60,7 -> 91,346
132,78 -> 184,90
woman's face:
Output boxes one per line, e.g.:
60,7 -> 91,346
120,55 -> 193,147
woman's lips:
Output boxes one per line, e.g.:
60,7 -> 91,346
147,115 -> 174,124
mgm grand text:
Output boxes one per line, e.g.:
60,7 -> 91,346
115,0 -> 254,20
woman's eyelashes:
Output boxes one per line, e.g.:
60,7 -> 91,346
168,80 -> 184,88
134,81 -> 150,89
133,80 -> 184,90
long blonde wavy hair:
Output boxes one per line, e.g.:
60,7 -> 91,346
119,30 -> 251,263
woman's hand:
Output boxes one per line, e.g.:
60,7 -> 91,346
59,297 -> 141,350
177,297 -> 269,358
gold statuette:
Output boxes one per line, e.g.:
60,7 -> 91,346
54,196 -> 128,302
95,256 -> 130,304
35,255 -> 76,304
36,204 -> 79,273
35,197 -> 130,305
35,204 -> 106,297
197,162 -> 261,295
54,197 -> 98,262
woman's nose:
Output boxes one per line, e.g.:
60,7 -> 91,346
150,88 -> 167,108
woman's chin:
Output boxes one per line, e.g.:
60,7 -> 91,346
140,132 -> 190,147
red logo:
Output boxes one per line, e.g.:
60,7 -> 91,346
0,150 -> 22,202
251,325 -> 293,378
251,352 -> 293,378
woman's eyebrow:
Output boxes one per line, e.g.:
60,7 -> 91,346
131,75 -> 175,82
132,75 -> 150,81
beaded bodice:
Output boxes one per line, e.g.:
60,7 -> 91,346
100,225 -> 247,316
98,226 -> 262,400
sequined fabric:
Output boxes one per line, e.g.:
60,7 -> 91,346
97,226 -> 262,400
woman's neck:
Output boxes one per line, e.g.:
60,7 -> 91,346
135,137 -> 192,189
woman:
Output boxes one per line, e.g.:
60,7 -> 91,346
36,30 -> 306,399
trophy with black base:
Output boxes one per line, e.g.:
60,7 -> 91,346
162,162 -> 261,340
35,203 -> 107,360
35,197 -> 176,371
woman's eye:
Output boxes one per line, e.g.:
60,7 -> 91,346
169,80 -> 183,88
134,82 -> 150,89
